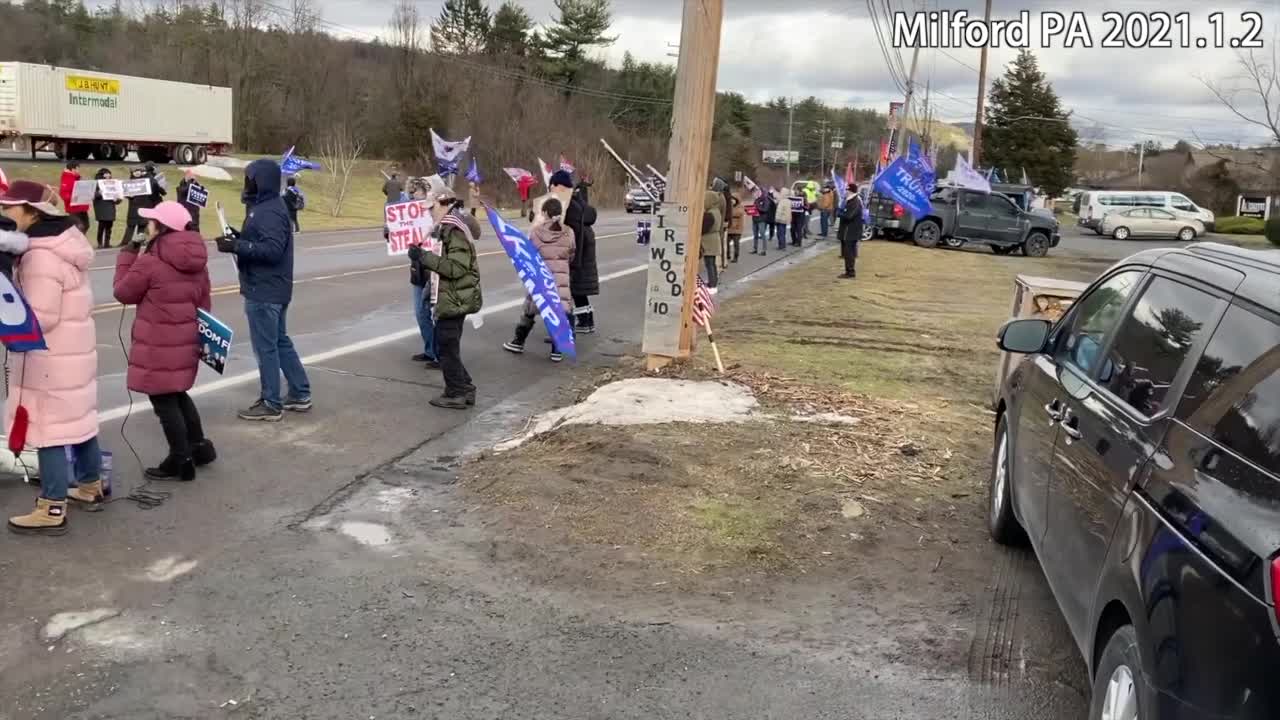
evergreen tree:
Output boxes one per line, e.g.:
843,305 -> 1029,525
541,0 -> 616,85
487,1 -> 533,57
716,92 -> 751,136
429,0 -> 491,55
983,49 -> 1077,195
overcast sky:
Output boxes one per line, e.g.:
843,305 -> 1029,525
318,0 -> 1276,148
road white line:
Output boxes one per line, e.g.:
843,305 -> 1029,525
96,262 -> 649,423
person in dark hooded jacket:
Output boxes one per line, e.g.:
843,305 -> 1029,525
214,159 -> 311,421
555,173 -> 599,333
114,201 -> 215,481
92,168 -> 120,249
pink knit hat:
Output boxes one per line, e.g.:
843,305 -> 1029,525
138,201 -> 192,232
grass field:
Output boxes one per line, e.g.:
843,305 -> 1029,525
0,156 -> 402,232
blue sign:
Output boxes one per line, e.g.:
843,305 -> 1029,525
0,273 -> 45,351
873,154 -> 935,220
465,158 -> 482,184
831,168 -> 846,211
483,206 -> 576,359
280,146 -> 321,175
196,308 -> 233,374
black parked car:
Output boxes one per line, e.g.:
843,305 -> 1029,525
624,188 -> 655,214
990,242 -> 1280,719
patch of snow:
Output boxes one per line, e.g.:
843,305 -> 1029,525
791,412 -> 861,426
374,487 -> 416,513
338,521 -> 393,547
204,155 -> 249,170
78,617 -> 158,653
496,379 -> 759,451
138,556 -> 199,583
43,608 -> 119,642
189,164 -> 234,182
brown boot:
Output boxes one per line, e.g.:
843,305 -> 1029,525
8,498 -> 68,535
68,480 -> 104,505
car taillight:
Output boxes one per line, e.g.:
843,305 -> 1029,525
892,203 -> 904,218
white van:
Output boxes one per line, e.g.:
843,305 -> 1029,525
1079,190 -> 1215,233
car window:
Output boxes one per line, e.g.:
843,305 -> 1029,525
1098,277 -> 1221,416
1054,270 -> 1145,376
1150,209 -> 1175,220
1177,305 -> 1280,473
1171,195 -> 1197,212
1124,208 -> 1147,218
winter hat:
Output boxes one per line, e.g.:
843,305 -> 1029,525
138,201 -> 192,232
549,170 -> 573,189
0,180 -> 65,217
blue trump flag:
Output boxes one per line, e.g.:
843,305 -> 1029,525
831,168 -> 847,211
465,158 -> 482,184
0,272 -> 45,351
280,146 -> 321,175
438,158 -> 458,178
483,205 -> 577,359
872,154 -> 935,220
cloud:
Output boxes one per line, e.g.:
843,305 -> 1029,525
315,0 -> 1278,147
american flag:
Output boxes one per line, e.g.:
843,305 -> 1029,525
558,155 -> 575,174
692,275 -> 717,329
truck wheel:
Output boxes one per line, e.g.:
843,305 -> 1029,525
195,146 -> 208,165
913,220 -> 941,248
94,143 -> 112,161
1022,232 -> 1050,257
52,143 -> 66,161
113,144 -> 129,161
176,145 -> 195,165
861,225 -> 874,242
942,236 -> 965,249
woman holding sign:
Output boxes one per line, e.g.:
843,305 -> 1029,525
112,201 -> 215,481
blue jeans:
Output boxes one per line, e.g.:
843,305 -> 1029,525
245,299 -> 311,410
412,284 -> 437,360
776,223 -> 788,249
820,211 -> 831,236
38,437 -> 101,501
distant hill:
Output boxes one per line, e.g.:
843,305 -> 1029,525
902,119 -> 972,150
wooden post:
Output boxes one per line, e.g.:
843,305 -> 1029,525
641,0 -> 724,370
972,0 -> 993,167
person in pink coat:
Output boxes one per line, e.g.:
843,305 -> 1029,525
0,181 -> 101,535
114,201 -> 215,482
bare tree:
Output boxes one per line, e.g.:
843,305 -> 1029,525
319,123 -> 367,217
1201,47 -> 1280,148
388,0 -> 423,98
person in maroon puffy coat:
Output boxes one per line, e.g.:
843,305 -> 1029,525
113,201 -> 216,481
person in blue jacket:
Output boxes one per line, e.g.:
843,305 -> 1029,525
214,159 -> 312,422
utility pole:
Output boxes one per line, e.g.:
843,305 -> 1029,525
785,98 -> 795,184
1137,140 -> 1145,188
830,130 -> 846,180
641,0 -> 724,369
972,0 -> 993,167
894,45 -> 922,160
815,118 -> 830,177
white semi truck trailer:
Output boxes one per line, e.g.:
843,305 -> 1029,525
0,62 -> 233,165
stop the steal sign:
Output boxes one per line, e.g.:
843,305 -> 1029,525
384,199 -> 436,256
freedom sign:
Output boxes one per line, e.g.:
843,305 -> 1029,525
384,199 -> 435,256
872,154 -> 935,220
196,309 -> 232,374
484,204 -> 575,359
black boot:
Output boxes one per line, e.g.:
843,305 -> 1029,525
191,439 -> 217,467
504,323 -> 533,353
145,455 -> 196,481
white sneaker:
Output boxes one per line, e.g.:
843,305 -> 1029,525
709,287 -> 719,296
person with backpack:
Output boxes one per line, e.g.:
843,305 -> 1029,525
112,201 -> 216,481
284,177 -> 304,232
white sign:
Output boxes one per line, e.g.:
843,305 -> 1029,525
70,180 -> 95,207
121,178 -> 152,198
1237,195 -> 1271,220
384,200 -> 435,256
642,201 -> 692,357
831,140 -> 844,149
97,179 -> 123,201
762,150 -> 799,164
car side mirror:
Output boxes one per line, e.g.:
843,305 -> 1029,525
997,318 -> 1051,353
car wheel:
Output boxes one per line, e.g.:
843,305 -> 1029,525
1089,626 -> 1148,720
1177,227 -> 1196,242
913,220 -> 941,248
989,415 -> 1024,545
861,225 -> 873,242
1022,232 -> 1050,257
1112,226 -> 1130,241
942,236 -> 965,249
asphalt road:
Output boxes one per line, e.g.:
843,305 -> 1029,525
0,212 -> 1219,719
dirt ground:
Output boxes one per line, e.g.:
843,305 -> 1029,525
460,241 -> 1114,673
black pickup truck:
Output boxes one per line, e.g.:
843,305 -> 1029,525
875,187 -> 1060,256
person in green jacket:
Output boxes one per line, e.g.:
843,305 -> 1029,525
411,190 -> 483,409
700,186 -> 725,293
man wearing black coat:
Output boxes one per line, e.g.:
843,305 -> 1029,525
837,184 -> 865,279
553,171 -> 599,333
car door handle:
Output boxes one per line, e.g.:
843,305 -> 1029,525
1062,415 -> 1083,442
1044,399 -> 1064,423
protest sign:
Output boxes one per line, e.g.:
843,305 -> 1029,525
185,181 -> 209,208
196,309 -> 232,374
97,179 -> 123,200
384,199 -> 435,256
872,154 -> 935,220
0,272 -> 45,351
70,180 -> 95,208
484,205 -> 576,359
122,178 -> 152,197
